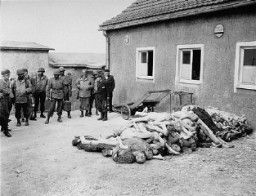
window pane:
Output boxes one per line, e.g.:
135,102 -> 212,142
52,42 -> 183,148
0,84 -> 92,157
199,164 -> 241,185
180,64 -> 191,80
243,49 -> 256,66
147,51 -> 153,76
192,50 -> 201,80
182,51 -> 190,64
141,52 -> 147,63
242,66 -> 256,84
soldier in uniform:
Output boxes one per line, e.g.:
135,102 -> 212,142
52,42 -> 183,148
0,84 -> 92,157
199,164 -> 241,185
23,68 -> 36,121
0,69 -> 12,137
104,69 -> 115,112
11,69 -> 32,126
76,69 -> 94,117
89,71 -> 97,116
97,71 -> 109,121
59,67 -> 72,118
45,70 -> 64,124
32,67 -> 48,119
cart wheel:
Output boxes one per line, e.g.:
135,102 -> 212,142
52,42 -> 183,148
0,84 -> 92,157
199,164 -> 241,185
121,105 -> 131,120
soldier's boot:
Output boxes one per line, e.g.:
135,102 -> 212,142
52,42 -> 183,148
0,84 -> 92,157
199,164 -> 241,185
88,109 -> 92,116
97,112 -> 104,120
25,118 -> 29,126
57,115 -> 62,122
16,119 -> 21,127
85,110 -> 89,117
40,112 -> 46,118
67,111 -> 71,119
87,110 -> 91,117
80,111 -> 84,117
45,115 -> 50,124
3,128 -> 11,137
30,112 -> 37,121
102,112 -> 108,121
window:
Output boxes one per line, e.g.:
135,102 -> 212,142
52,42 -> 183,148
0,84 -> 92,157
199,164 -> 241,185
136,47 -> 155,80
235,41 -> 256,91
176,44 -> 204,84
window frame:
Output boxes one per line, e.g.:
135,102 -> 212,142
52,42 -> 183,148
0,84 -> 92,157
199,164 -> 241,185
234,41 -> 256,92
136,47 -> 155,81
175,44 -> 204,85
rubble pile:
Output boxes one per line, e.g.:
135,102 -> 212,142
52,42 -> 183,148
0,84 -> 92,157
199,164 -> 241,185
72,105 -> 253,164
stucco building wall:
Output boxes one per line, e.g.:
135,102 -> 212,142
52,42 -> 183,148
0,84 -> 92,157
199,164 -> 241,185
107,7 -> 256,127
0,50 -> 51,79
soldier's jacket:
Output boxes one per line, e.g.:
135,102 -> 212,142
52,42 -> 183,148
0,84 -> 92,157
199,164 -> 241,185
76,76 -> 94,98
97,78 -> 108,100
60,75 -> 71,96
104,75 -> 115,93
11,79 -> 32,103
46,77 -> 64,99
0,79 -> 11,98
33,75 -> 48,93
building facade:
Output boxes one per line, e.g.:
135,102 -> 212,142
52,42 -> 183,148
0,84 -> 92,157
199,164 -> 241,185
100,0 -> 256,128
0,41 -> 54,78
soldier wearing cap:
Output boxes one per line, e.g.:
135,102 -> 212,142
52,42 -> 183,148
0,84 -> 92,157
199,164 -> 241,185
97,71 -> 109,121
59,67 -> 72,118
45,70 -> 64,124
104,69 -> 115,112
11,69 -> 32,126
0,69 -> 12,137
32,67 -> 48,119
76,69 -> 94,117
22,68 -> 37,121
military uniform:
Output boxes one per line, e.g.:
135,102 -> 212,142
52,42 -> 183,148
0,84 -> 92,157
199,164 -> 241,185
33,68 -> 48,118
59,67 -> 72,118
12,69 -> 32,126
97,76 -> 109,121
45,71 -> 64,123
104,70 -> 115,112
0,69 -> 12,137
76,74 -> 94,117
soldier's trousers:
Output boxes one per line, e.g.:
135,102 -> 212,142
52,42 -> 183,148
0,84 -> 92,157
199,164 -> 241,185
15,103 -> 29,119
48,98 -> 63,117
108,91 -> 113,111
34,92 -> 46,113
0,98 -> 10,129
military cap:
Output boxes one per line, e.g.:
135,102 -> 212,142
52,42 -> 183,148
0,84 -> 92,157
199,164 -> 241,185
59,67 -> 65,72
38,67 -> 45,72
53,70 -> 60,75
22,68 -> 28,73
17,69 -> 24,75
1,69 -> 10,76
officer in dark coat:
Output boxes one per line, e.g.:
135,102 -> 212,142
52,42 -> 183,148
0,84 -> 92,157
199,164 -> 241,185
0,69 -> 12,137
97,71 -> 109,121
59,67 -> 72,118
45,70 -> 64,124
104,69 -> 115,112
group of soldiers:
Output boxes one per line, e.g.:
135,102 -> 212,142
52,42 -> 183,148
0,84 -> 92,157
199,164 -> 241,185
0,66 -> 115,137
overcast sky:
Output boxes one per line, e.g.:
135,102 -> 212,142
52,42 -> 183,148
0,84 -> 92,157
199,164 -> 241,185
0,0 -> 134,53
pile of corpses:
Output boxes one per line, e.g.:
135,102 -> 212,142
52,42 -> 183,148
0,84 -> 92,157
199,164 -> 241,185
72,105 -> 253,164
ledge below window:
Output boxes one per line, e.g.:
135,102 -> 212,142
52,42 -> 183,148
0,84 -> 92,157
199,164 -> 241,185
236,84 -> 256,91
178,79 -> 202,85
136,76 -> 154,82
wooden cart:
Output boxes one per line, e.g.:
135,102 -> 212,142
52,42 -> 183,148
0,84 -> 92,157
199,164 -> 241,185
114,90 -> 171,120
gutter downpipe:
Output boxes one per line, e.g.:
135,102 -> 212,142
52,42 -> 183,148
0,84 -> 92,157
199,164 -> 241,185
103,31 -> 110,70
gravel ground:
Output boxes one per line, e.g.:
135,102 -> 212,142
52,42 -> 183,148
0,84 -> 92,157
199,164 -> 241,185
1,110 -> 256,196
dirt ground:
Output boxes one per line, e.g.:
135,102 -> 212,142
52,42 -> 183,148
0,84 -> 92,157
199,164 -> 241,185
1,110 -> 256,196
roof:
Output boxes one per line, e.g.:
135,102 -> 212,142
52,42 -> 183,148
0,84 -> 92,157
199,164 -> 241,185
100,0 -> 256,31
49,52 -> 106,69
0,41 -> 54,51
